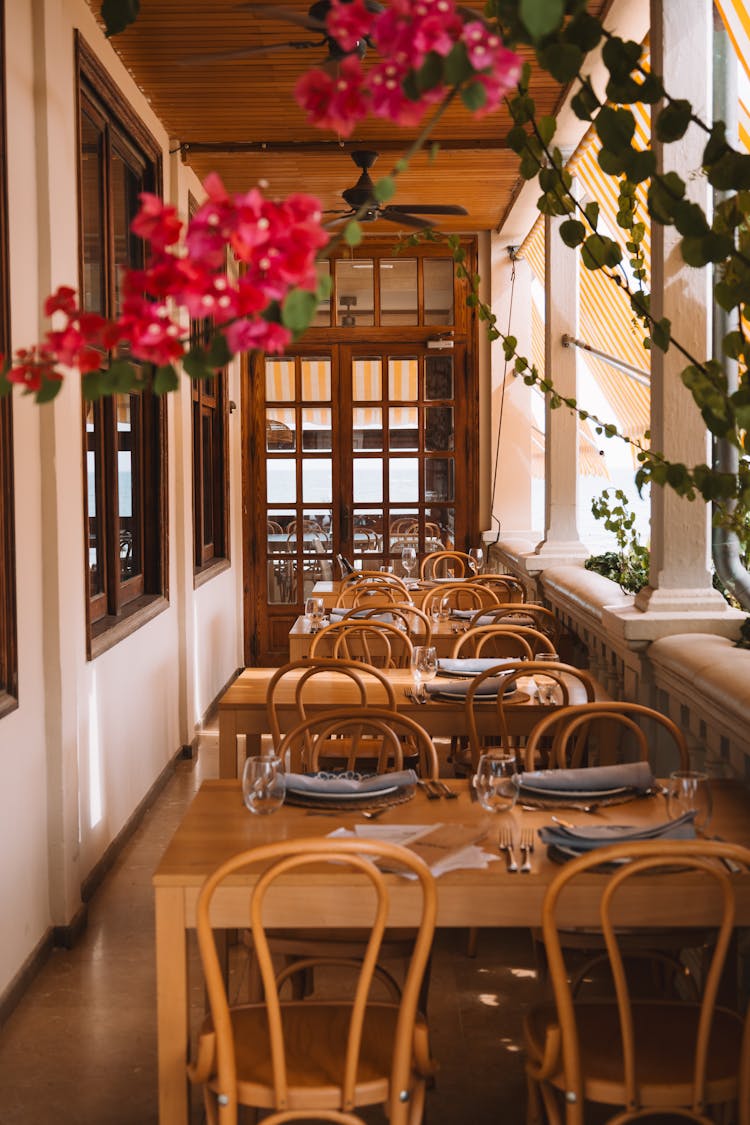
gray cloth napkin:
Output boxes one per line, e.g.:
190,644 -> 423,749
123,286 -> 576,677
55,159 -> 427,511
516,761 -> 655,794
437,657 -> 515,676
539,812 -> 696,853
329,609 -> 395,622
425,674 -> 514,699
284,769 -> 417,795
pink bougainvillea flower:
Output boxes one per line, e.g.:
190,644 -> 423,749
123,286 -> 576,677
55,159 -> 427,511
224,317 -> 291,356
130,193 -> 183,251
326,0 -> 375,53
294,56 -> 368,136
8,347 -> 62,392
44,286 -> 79,318
367,61 -> 440,127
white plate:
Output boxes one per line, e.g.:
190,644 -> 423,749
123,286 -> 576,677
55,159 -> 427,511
288,784 -> 399,802
520,783 -> 630,799
429,688 -> 518,703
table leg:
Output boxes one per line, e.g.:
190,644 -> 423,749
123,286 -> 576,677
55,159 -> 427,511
156,887 -> 190,1125
219,713 -> 263,779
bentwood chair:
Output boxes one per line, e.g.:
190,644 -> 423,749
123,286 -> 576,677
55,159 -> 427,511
342,603 -> 433,645
189,838 -> 438,1125
450,624 -> 556,660
420,550 -> 473,579
524,840 -> 750,1125
473,573 -> 527,603
469,603 -> 561,647
278,707 -> 439,778
421,582 -> 498,616
309,620 -> 414,667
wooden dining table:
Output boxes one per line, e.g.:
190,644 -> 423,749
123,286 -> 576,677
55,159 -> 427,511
153,778 -> 750,1125
218,666 -> 599,779
288,613 -> 485,659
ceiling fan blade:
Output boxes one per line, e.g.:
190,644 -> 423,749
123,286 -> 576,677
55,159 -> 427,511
386,204 -> 469,215
179,40 -> 324,65
379,209 -> 435,230
236,2 -> 328,32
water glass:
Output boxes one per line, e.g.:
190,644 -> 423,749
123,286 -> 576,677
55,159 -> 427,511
474,752 -> 519,813
468,547 -> 484,575
242,755 -> 286,815
401,545 -> 417,581
534,652 -> 561,705
410,644 -> 437,699
304,595 -> 325,631
666,770 -> 712,831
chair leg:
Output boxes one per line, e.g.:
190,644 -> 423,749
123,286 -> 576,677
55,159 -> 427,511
465,927 -> 478,958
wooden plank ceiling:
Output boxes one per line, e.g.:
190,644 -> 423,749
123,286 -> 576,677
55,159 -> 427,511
87,1 -> 607,234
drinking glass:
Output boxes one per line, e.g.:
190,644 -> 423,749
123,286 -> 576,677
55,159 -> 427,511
401,545 -> 417,581
666,770 -> 712,831
379,564 -> 394,574
242,755 -> 286,815
468,547 -> 484,575
410,644 -> 437,700
534,652 -> 561,705
304,595 -> 325,632
474,751 -> 519,813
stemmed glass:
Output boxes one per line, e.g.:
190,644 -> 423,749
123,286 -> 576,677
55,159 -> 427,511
401,545 -> 417,583
410,644 -> 437,701
468,547 -> 484,575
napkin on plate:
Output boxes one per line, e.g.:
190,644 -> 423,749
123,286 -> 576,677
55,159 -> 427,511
425,674 -> 515,700
538,812 -> 696,854
328,609 -> 395,622
284,769 -> 417,796
515,761 -> 656,795
437,657 -> 516,676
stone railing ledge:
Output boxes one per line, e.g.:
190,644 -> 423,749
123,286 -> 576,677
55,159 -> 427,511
541,565 -> 633,625
603,594 -> 744,647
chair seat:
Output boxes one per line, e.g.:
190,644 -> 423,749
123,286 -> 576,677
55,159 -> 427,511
263,927 -> 417,958
524,999 -> 744,1108
203,1001 -> 424,1110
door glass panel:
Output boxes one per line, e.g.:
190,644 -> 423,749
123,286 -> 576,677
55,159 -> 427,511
302,457 -> 332,502
425,354 -> 453,399
336,260 -> 374,326
423,258 -> 454,325
86,401 -> 104,597
301,358 -> 331,400
352,357 -> 381,401
266,408 -> 296,451
425,459 -> 454,502
389,406 -> 418,451
267,458 -> 296,503
267,559 -> 296,604
313,260 -> 331,327
427,507 -> 453,549
354,407 -> 382,451
267,509 -> 294,546
117,395 -> 141,581
390,458 -> 419,502
388,357 -> 418,400
265,358 -> 295,401
425,406 -> 454,451
353,510 -> 383,559
389,510 -> 418,554
354,457 -> 383,502
302,407 -> 331,451
380,258 -> 417,325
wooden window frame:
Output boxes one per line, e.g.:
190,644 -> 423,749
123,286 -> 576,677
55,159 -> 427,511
77,36 -> 168,658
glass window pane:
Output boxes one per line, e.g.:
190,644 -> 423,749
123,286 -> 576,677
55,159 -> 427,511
266,408 -> 296,451
301,357 -> 331,401
426,507 -> 453,549
354,407 -> 382,451
267,559 -> 296,604
201,412 -> 214,547
336,259 -> 374,326
80,113 -> 106,315
354,458 -> 383,503
111,149 -> 144,314
353,510 -> 383,558
86,401 -> 104,597
425,458 -> 454,502
423,258 -> 454,325
425,406 -> 454,451
389,406 -> 418,451
313,260 -> 331,326
352,358 -> 382,401
425,355 -> 453,399
388,358 -> 418,401
380,258 -> 417,325
302,407 -> 331,451
302,457 -> 332,502
389,458 -> 419,502
267,458 -> 297,503
265,358 -> 295,402
267,509 -> 295,552
389,510 -> 418,553
117,395 -> 141,581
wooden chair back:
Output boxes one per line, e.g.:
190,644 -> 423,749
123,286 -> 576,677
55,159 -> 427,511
463,661 -> 597,769
340,569 -> 410,592
524,701 -> 690,773
421,583 -> 498,615
469,603 -> 560,645
473,573 -> 527,602
309,620 -> 414,668
451,624 -> 555,660
535,840 -> 750,1125
278,707 -> 439,777
266,659 -> 396,752
190,837 -> 437,1125
420,550 -> 473,579
343,603 -> 433,645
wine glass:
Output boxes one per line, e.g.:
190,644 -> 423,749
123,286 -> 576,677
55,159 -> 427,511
666,770 -> 712,831
304,595 -> 325,632
401,545 -> 417,582
410,644 -> 437,700
242,755 -> 286,815
468,547 -> 484,575
474,751 -> 519,813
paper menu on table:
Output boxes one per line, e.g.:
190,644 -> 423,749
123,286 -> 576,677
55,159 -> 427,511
328,824 -> 499,877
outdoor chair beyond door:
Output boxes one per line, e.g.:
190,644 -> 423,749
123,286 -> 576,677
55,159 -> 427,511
189,838 -> 437,1125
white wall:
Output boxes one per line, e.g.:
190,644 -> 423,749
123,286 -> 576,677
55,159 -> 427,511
0,0 -> 244,997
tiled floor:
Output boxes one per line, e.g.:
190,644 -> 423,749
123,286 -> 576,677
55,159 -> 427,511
0,725 -> 540,1124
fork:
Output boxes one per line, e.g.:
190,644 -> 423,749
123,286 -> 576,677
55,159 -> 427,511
498,826 -> 518,873
431,779 -> 458,800
519,826 -> 535,873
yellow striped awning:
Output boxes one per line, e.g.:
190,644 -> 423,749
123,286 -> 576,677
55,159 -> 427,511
716,0 -> 750,152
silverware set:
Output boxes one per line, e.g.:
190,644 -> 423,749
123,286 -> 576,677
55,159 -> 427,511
404,686 -> 428,705
417,778 -> 458,800
498,825 -> 535,873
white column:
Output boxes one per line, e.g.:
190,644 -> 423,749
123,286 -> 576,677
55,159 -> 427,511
605,0 -> 741,641
526,211 -> 588,571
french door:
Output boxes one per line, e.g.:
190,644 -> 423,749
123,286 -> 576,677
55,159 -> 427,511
246,339 -> 477,663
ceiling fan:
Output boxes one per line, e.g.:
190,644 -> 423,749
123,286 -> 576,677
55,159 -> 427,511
325,150 -> 469,230
180,1 -> 381,66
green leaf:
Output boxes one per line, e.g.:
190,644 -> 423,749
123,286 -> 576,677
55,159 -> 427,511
153,364 -> 179,395
537,42 -> 583,84
107,358 -> 138,393
571,82 -> 599,121
651,317 -> 671,353
82,370 -> 106,401
584,200 -> 600,228
416,51 -> 444,93
502,335 -> 517,361
460,82 -> 487,112
506,125 -> 529,154
316,272 -> 333,301
183,346 -> 212,381
708,150 -> 750,191
344,220 -> 363,246
703,121 -> 729,167
597,147 -> 627,176
722,331 -> 745,360
581,234 -> 622,270
562,11 -> 602,52
559,218 -> 586,247
671,200 -> 710,238
655,99 -> 692,143
373,176 -> 396,202
601,37 -> 642,80
100,0 -> 140,37
281,288 -> 318,334
596,106 -> 635,154
207,331 -> 232,369
0,358 -> 11,398
35,376 -> 63,405
443,41 -> 472,86
537,115 -> 556,146
520,0 -> 563,40
509,94 -> 535,125
622,148 -> 656,184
